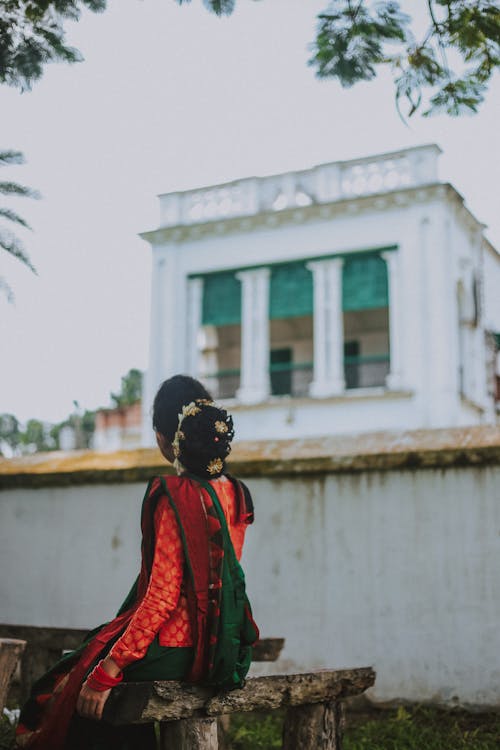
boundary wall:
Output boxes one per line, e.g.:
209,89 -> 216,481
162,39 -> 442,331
1,425 -> 499,707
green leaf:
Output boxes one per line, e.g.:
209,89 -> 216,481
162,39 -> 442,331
203,0 -> 236,15
310,2 -> 410,86
0,230 -> 37,273
0,151 -> 25,166
424,75 -> 487,116
0,207 -> 31,229
0,181 -> 40,199
0,276 -> 14,304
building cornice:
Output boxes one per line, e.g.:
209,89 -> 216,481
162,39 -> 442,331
140,183 -> 475,246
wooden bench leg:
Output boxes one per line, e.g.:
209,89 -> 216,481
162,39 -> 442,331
160,717 -> 218,749
283,700 -> 345,750
0,639 -> 26,712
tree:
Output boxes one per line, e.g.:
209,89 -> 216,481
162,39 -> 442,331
0,2 -> 105,291
0,413 -> 21,455
50,407 -> 96,449
20,418 -> 54,452
193,0 -> 500,117
0,1 -> 106,90
1,2 -> 498,117
111,368 -> 143,408
0,150 -> 39,300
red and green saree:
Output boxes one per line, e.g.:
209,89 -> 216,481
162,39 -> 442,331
15,474 -> 258,750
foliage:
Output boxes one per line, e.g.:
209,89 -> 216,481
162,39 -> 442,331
185,0 -> 500,117
344,705 -> 500,750
21,417 -> 53,451
0,409 -> 97,453
1,2 -> 498,117
224,705 -> 500,750
0,413 -> 21,452
0,0 -> 106,90
227,711 -> 283,749
0,368 -> 139,455
0,713 -> 15,750
49,408 -> 96,449
0,150 -> 39,300
111,368 -> 143,408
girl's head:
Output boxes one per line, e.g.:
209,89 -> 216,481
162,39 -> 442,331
152,374 -> 234,479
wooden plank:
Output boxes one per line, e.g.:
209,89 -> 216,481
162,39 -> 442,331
103,667 -> 375,725
0,638 -> 26,712
0,624 -> 88,702
283,701 -> 344,750
160,718 -> 218,749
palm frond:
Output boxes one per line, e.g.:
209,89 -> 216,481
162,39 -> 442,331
0,276 -> 15,303
0,208 -> 31,229
0,181 -> 41,199
0,151 -> 25,166
0,231 -> 37,274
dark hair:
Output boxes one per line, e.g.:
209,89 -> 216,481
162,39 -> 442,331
152,375 -> 235,479
152,375 -> 212,441
175,402 -> 234,479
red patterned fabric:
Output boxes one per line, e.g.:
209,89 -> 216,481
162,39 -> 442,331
109,476 -> 248,669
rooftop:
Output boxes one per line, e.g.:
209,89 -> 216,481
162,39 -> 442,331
153,144 -> 442,230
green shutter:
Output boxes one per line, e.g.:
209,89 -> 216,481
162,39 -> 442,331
201,272 -> 241,326
342,254 -> 388,311
270,261 -> 313,320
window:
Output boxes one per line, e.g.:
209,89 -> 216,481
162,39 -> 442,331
342,254 -> 390,388
269,262 -> 314,396
197,272 -> 242,398
270,348 -> 293,396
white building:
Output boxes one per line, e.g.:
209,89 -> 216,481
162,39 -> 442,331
141,144 -> 500,444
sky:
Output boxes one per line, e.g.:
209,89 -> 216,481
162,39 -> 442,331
1,0 -> 499,424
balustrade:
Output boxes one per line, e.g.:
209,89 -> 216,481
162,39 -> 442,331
158,145 -> 441,228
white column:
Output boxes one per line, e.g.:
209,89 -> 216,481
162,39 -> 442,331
307,258 -> 345,397
142,252 -> 167,446
420,211 -> 458,426
236,268 -> 271,404
185,277 -> 203,377
381,250 -> 404,390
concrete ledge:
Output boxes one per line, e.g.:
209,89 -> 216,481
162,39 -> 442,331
0,426 -> 499,489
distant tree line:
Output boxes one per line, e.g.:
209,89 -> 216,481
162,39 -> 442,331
0,368 -> 142,456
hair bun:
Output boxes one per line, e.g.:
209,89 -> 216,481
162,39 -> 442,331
173,401 -> 235,479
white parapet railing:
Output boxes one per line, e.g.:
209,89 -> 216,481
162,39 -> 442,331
158,144 -> 441,228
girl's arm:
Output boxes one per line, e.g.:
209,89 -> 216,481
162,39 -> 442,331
77,497 -> 183,720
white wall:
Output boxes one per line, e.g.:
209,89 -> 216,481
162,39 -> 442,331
1,461 -> 499,707
483,246 -> 500,333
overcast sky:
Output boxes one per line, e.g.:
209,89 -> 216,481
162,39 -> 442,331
1,0 -> 499,424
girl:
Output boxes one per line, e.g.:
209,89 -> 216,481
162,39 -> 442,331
16,375 -> 258,749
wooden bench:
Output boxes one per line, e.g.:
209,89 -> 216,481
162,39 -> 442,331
103,667 -> 375,749
0,638 -> 26,712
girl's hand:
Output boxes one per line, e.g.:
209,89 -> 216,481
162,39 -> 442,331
76,682 -> 111,721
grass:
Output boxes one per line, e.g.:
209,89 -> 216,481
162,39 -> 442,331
2,705 -> 500,749
226,705 -> 500,750
344,706 -> 500,750
0,716 -> 15,750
